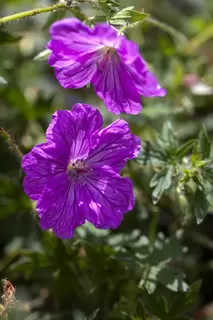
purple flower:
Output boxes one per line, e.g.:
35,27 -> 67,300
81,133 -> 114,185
47,18 -> 166,115
22,104 -> 141,239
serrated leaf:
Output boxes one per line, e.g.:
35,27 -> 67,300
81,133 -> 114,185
156,121 -> 178,152
150,168 -> 169,188
157,267 -> 188,292
151,166 -> 173,204
198,125 -> 211,159
136,141 -> 166,166
34,49 -> 51,61
110,7 -> 149,25
169,281 -> 201,317
0,31 -> 22,45
175,140 -> 196,159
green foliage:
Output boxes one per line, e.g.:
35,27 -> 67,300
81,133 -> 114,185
110,6 -> 149,26
1,0 -> 213,319
137,121 -> 213,225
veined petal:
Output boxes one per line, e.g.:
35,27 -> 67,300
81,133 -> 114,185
82,169 -> 135,229
92,59 -> 142,115
117,36 -> 141,63
129,57 -> 167,97
48,18 -> 119,55
51,54 -> 97,89
22,143 -> 67,200
48,18 -> 99,57
87,119 -> 141,171
37,173 -> 85,239
46,104 -> 103,160
92,23 -> 118,46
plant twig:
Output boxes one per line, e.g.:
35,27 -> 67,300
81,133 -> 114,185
0,0 -> 97,24
0,128 -> 23,159
147,17 -> 188,46
0,3 -> 67,24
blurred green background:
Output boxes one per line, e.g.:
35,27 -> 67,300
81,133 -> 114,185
1,0 -> 213,319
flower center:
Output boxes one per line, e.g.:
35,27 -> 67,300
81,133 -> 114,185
67,159 -> 89,179
97,46 -> 119,70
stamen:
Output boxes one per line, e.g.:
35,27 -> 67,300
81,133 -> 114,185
67,159 -> 90,179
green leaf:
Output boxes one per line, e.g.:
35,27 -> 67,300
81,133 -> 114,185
169,281 -> 201,317
140,290 -> 170,319
136,141 -> 166,166
162,121 -> 175,141
175,140 -> 196,159
110,7 -> 149,26
138,232 -> 187,294
0,31 -> 22,45
156,121 -> 178,153
150,166 -> 173,205
157,267 -> 188,292
198,125 -> 211,159
85,308 -> 100,320
193,188 -> 209,224
33,49 -> 51,61
0,76 -> 7,85
98,0 -> 120,15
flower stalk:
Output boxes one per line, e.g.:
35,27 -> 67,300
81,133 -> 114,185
0,2 -> 68,24
0,0 -> 97,24
0,128 -> 23,159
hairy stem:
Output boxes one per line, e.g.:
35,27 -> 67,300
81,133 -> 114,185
0,3 -> 67,24
0,128 -> 23,159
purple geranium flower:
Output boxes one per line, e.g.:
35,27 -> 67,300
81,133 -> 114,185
47,18 -> 166,115
22,104 -> 141,239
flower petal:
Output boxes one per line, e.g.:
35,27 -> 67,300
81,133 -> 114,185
129,57 -> 166,97
48,18 -> 98,58
82,169 -> 135,229
48,19 -> 118,59
22,143 -> 67,200
117,36 -> 166,97
92,59 -> 142,115
51,54 -> 97,89
87,119 -> 141,171
92,23 -> 118,46
36,173 -> 85,239
46,104 -> 103,160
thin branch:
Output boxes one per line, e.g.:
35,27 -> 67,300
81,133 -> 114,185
0,128 -> 23,160
0,3 -> 67,24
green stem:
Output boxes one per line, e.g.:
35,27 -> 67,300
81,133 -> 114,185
0,128 -> 23,159
147,17 -> 188,46
0,3 -> 67,24
148,211 -> 159,244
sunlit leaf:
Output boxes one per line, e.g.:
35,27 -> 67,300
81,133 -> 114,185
150,166 -> 173,204
110,6 -> 149,25
0,76 -> 7,85
33,49 -> 51,61
175,140 -> 196,159
198,125 -> 211,159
